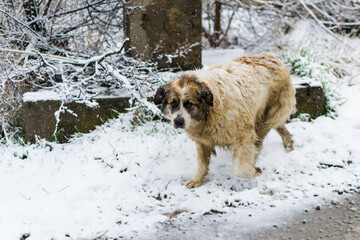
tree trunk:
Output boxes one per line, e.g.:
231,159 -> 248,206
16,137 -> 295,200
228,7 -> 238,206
213,0 -> 222,47
23,0 -> 43,33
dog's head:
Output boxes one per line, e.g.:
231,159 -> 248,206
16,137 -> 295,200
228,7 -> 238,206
154,74 -> 213,130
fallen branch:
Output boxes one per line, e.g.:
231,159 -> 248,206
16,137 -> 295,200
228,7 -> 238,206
0,48 -> 79,63
104,63 -> 164,118
0,39 -> 129,65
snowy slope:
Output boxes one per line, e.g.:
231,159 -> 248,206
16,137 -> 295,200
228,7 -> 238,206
1,73 -> 360,240
1,83 -> 360,239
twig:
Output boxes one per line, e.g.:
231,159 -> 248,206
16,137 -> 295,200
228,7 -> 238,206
19,193 -> 31,200
218,4 -> 238,46
51,0 -> 108,18
41,187 -> 50,194
321,20 -> 360,26
96,38 -> 129,64
43,0 -> 53,16
0,8 -> 44,42
297,0 -> 338,38
58,186 -> 71,192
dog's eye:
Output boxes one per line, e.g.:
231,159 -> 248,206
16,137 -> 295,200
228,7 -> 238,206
171,100 -> 178,108
183,101 -> 193,109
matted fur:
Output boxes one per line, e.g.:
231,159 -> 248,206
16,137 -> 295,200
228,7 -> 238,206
154,53 -> 296,188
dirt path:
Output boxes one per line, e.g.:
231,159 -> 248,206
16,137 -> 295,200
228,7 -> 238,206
139,193 -> 360,240
252,194 -> 360,240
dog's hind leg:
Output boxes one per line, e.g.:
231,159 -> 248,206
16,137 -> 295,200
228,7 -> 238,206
254,121 -> 273,154
185,143 -> 214,188
255,89 -> 295,153
275,125 -> 294,151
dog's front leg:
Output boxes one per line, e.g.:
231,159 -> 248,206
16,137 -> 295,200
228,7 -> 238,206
185,142 -> 212,189
232,136 -> 262,179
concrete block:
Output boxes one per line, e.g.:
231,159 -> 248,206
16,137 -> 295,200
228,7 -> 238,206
9,80 -> 326,143
293,80 -> 326,119
124,0 -> 202,71
17,97 -> 131,143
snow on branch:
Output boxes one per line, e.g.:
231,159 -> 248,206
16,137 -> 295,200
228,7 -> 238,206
0,38 -> 165,139
105,63 -> 163,117
202,0 -> 360,50
0,39 -> 129,65
297,0 -> 337,38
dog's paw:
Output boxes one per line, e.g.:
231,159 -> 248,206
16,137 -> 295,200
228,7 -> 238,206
284,140 -> 294,152
185,178 -> 204,189
232,162 -> 262,179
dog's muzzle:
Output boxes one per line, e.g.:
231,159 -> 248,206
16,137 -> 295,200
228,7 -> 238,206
174,117 -> 185,129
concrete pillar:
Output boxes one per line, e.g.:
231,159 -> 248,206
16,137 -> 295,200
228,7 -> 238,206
124,0 -> 202,71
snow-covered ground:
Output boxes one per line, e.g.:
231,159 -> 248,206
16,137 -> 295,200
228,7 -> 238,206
1,22 -> 360,240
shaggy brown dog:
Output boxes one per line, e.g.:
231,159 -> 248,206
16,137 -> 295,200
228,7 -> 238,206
154,53 -> 296,188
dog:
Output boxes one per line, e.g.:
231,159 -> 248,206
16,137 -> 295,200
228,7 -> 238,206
154,53 -> 296,188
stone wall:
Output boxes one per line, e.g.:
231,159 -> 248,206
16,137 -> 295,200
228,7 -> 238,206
11,84 -> 326,143
17,97 -> 131,143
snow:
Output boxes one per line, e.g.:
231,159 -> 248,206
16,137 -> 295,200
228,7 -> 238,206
1,22 -> 360,239
23,91 -> 65,102
202,48 -> 245,67
23,88 -> 133,103
2,83 -> 360,239
290,75 -> 322,88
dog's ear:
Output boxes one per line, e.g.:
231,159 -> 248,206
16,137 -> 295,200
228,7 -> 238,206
198,86 -> 213,107
154,84 -> 169,105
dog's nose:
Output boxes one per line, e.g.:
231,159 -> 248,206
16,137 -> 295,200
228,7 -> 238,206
174,117 -> 185,129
